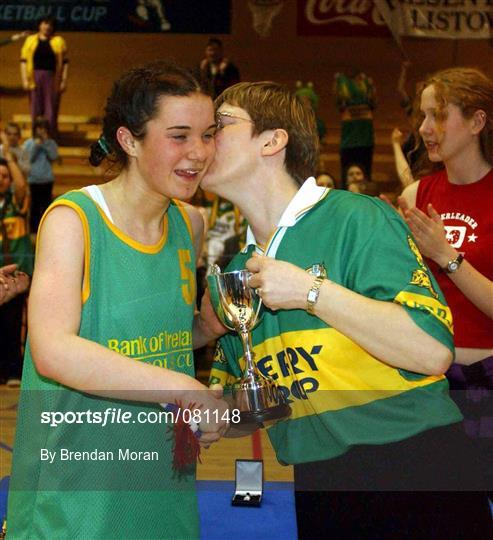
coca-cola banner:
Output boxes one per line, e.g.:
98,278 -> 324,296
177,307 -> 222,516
297,0 -> 390,37
375,0 -> 493,40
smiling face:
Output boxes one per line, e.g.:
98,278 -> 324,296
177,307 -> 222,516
201,103 -> 258,195
132,93 -> 216,201
419,84 -> 479,165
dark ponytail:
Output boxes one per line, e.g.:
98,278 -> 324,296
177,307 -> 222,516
89,136 -> 111,167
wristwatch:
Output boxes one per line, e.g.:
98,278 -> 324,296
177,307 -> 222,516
443,254 -> 464,274
306,276 -> 324,314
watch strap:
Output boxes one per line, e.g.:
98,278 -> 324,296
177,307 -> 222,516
442,253 -> 464,273
306,276 -> 324,314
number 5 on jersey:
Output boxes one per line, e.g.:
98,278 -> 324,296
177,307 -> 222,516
178,249 -> 196,305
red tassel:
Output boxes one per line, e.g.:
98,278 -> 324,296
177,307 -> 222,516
167,401 -> 201,475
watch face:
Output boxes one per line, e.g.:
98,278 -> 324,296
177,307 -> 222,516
448,261 -> 459,272
307,290 -> 317,303
445,254 -> 463,273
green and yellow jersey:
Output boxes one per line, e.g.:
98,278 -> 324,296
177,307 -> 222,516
0,192 -> 33,274
7,190 -> 200,539
210,180 -> 461,465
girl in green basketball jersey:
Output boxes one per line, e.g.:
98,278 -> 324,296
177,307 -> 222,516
7,62 -> 229,539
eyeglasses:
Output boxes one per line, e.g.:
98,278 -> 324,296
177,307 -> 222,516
216,111 -> 254,130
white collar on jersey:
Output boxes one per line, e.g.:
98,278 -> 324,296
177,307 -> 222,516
245,176 -> 330,258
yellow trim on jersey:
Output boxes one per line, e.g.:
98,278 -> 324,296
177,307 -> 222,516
263,227 -> 281,254
39,199 -> 92,305
78,191 -> 169,254
394,291 -> 453,333
293,187 -> 331,221
173,199 -> 193,239
211,327 -> 444,421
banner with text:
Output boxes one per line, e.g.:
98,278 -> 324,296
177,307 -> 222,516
0,1 -> 232,34
297,1 -> 493,39
375,0 -> 493,40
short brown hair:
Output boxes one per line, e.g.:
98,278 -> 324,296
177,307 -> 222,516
215,81 -> 319,185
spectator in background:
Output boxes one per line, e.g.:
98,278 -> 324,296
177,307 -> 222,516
345,162 -> 366,193
23,116 -> 58,233
0,122 -> 30,177
295,81 -> 327,141
197,37 -> 242,270
316,172 -> 335,188
391,127 -> 415,189
204,193 -> 246,271
334,70 -> 375,188
0,264 -> 30,307
399,67 -> 493,504
345,162 -> 378,196
198,37 -> 240,99
0,132 -> 32,386
20,16 -> 68,136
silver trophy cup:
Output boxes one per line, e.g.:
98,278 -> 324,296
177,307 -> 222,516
208,266 -> 291,426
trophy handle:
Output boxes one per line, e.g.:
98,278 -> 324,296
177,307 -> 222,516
246,271 -> 263,330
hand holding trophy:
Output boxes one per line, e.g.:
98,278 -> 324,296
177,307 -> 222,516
207,265 -> 291,426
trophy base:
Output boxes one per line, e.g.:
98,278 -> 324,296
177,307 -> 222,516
239,403 -> 292,427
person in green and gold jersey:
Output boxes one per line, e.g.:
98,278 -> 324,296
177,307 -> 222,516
7,62 -> 229,539
202,82 -> 492,538
0,132 -> 33,386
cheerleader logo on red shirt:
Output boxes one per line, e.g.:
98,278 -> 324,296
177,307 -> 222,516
440,212 -> 478,249
444,226 -> 467,249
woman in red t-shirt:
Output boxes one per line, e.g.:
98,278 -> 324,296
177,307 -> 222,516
399,68 -> 493,499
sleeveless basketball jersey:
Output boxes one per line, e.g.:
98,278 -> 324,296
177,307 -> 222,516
7,190 -> 200,539
416,169 -> 493,348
